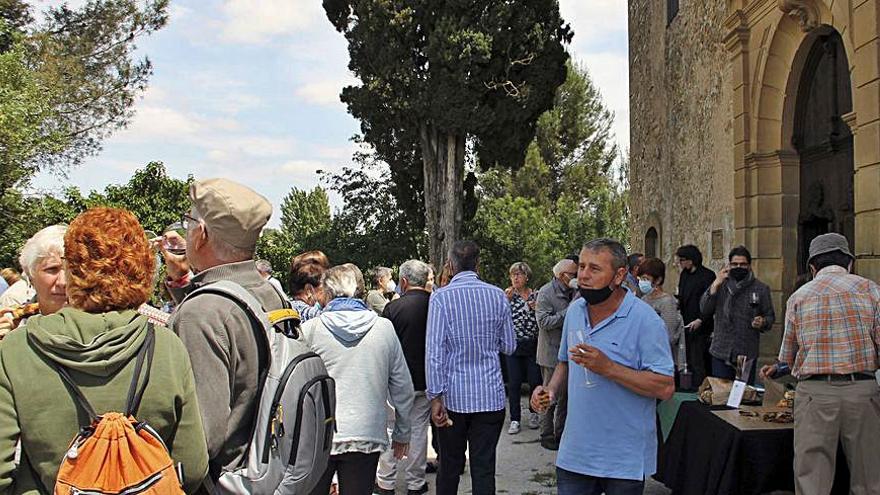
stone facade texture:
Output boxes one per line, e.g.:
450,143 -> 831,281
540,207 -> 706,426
629,0 -> 880,361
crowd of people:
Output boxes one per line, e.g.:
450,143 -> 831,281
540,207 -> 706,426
0,176 -> 876,495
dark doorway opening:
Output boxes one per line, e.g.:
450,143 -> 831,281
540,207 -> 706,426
793,30 -> 854,273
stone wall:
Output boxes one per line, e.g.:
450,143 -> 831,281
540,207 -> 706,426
629,0 -> 734,287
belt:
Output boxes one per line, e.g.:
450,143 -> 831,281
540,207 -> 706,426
804,373 -> 875,382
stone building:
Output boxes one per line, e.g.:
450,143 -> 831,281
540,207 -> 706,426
629,0 -> 880,358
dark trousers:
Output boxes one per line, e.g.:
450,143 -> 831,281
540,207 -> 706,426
540,365 -> 566,442
505,354 -> 541,422
684,331 -> 709,387
556,468 -> 645,495
309,452 -> 380,495
710,356 -> 758,385
436,409 -> 505,495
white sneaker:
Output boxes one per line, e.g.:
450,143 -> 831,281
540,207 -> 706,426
528,412 -> 540,430
508,420 -> 521,434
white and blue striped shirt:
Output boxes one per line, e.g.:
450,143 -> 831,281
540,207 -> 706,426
426,271 -> 517,413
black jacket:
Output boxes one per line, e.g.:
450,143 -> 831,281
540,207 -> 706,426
382,289 -> 430,391
678,265 -> 716,330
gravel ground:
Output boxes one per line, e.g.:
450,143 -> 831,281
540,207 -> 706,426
387,396 -> 672,495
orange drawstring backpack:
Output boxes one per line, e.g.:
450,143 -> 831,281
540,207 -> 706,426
41,325 -> 186,495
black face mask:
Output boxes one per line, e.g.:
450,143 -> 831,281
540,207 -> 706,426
579,285 -> 614,305
729,267 -> 749,282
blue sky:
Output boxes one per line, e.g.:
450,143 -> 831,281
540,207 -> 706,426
31,0 -> 629,225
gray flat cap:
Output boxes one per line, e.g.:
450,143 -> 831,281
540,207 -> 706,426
808,233 -> 853,262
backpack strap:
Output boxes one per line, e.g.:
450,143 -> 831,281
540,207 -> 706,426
125,324 -> 156,417
178,280 -> 275,473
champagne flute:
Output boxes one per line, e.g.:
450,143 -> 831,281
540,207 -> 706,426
575,329 -> 598,388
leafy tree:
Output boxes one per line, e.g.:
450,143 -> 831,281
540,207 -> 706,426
469,60 -> 629,282
255,228 -> 297,286
280,186 -> 332,246
323,0 -> 572,268
100,162 -> 193,234
317,154 -> 427,269
0,0 -> 168,208
255,186 -> 333,283
0,162 -> 190,268
471,195 -> 565,288
534,60 -> 617,200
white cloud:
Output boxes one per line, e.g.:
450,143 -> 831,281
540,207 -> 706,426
559,0 -> 630,153
220,0 -> 324,44
279,159 -> 330,175
569,52 -> 630,152
120,105 -> 204,139
559,0 -> 628,54
294,76 -> 358,107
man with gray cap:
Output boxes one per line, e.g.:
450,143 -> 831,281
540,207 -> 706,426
161,178 -> 285,479
762,233 -> 880,495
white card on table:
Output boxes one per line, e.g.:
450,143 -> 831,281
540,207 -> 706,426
727,380 -> 747,408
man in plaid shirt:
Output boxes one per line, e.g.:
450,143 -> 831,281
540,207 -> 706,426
762,233 -> 880,495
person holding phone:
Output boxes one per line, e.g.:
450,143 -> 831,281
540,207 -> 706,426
700,245 -> 774,384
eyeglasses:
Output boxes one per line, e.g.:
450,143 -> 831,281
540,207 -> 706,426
180,213 -> 199,230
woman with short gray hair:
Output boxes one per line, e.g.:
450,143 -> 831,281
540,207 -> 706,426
504,261 -> 541,434
301,264 -> 415,495
0,225 -> 69,334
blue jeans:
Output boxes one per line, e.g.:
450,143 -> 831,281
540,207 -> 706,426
556,468 -> 645,495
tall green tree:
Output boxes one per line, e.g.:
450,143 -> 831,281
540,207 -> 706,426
317,153 -> 427,269
0,0 -> 168,205
280,186 -> 332,246
470,59 -> 629,282
323,0 -> 572,268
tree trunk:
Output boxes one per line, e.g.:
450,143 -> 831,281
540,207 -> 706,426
420,123 -> 466,272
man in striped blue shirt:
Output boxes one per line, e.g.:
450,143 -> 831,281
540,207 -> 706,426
426,240 -> 517,495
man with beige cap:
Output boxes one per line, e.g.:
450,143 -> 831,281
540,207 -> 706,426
762,233 -> 880,495
161,178 -> 285,480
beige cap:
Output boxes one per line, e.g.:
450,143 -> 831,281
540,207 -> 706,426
190,178 -> 272,250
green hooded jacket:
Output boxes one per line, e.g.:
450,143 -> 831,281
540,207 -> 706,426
0,308 -> 208,494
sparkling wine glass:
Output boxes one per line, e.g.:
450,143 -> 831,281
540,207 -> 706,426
575,329 -> 598,388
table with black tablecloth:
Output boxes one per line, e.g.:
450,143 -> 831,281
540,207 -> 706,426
656,401 -> 849,495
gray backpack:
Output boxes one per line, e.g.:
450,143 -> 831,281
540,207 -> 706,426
182,281 -> 335,494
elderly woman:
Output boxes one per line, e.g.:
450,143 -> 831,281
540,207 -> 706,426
0,225 -> 69,335
504,262 -> 542,434
302,264 -> 414,495
637,257 -> 686,372
366,266 -> 398,315
288,250 -> 330,323
0,208 -> 208,493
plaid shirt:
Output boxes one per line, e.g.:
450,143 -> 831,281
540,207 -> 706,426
779,265 -> 880,378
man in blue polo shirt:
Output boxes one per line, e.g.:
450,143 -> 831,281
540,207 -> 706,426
531,238 -> 674,495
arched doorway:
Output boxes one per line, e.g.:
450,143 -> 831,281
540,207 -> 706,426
645,227 -> 658,258
792,30 -> 854,273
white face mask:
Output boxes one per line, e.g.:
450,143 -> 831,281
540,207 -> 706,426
638,279 -> 654,295
568,277 -> 579,290
385,280 -> 397,293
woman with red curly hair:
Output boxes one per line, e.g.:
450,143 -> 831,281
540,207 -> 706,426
0,207 -> 208,493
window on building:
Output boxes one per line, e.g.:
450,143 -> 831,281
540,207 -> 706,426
645,227 -> 659,258
667,0 -> 679,25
